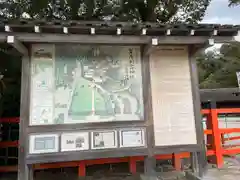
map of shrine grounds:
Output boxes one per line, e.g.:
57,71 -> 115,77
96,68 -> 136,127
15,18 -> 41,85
30,44 -> 144,125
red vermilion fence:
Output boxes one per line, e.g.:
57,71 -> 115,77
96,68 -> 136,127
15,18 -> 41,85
1,107 -> 240,176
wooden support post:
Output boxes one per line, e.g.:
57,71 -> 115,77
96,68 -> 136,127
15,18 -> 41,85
78,161 -> 86,177
144,156 -> 156,176
221,134 -> 225,146
129,157 -> 137,174
172,153 -> 181,171
206,112 -> 213,151
29,165 -> 34,180
7,36 -> 28,56
190,152 -> 198,173
209,101 -> 224,168
18,56 -> 31,180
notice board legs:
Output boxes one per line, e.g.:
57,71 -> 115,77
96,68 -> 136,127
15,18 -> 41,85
78,161 -> 86,177
190,152 -> 198,173
144,156 -> 156,175
29,165 -> 34,180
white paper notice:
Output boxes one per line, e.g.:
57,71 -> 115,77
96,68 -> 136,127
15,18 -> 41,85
61,132 -> 89,152
120,129 -> 145,147
29,134 -> 59,154
91,131 -> 117,149
149,46 -> 197,146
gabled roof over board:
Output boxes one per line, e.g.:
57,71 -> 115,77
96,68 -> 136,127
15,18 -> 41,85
0,20 -> 239,55
0,20 -> 239,37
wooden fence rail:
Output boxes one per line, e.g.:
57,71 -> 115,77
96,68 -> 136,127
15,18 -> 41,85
1,107 -> 240,176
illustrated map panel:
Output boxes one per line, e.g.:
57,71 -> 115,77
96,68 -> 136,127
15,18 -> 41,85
30,44 -> 144,125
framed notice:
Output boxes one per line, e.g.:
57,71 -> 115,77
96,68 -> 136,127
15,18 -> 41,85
120,128 -> 145,148
61,132 -> 89,152
29,134 -> 59,154
91,130 -> 117,149
30,44 -> 55,125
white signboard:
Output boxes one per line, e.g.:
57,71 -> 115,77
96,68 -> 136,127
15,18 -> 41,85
61,132 -> 89,152
91,130 -> 117,149
150,46 -> 197,146
29,134 -> 59,154
120,129 -> 145,148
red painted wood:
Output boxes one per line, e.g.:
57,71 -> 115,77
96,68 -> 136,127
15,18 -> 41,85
129,157 -> 137,174
172,154 -> 181,171
2,107 -> 240,174
78,161 -> 86,177
209,109 -> 224,168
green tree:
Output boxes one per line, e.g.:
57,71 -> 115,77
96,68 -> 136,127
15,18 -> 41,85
229,0 -> 240,6
198,42 -> 240,89
0,0 -> 210,23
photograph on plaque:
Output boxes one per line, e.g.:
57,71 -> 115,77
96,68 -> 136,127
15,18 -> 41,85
61,132 -> 89,152
120,128 -> 145,148
29,134 -> 59,154
91,130 -> 117,149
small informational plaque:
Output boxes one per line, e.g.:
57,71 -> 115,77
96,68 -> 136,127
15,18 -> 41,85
29,134 -> 59,154
61,132 -> 89,152
91,130 -> 117,149
120,128 -> 145,148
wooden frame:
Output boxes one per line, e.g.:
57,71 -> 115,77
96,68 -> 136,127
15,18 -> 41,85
0,23 -> 236,179
0,33 -> 236,44
17,39 -> 227,180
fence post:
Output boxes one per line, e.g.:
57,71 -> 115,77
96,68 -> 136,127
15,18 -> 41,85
129,157 -> 137,174
172,153 -> 181,171
78,161 -> 86,177
208,101 -> 224,168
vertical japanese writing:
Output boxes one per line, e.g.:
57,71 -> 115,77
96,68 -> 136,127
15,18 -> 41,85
129,48 -> 135,79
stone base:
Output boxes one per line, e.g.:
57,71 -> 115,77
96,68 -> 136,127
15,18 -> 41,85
185,171 -> 202,180
141,171 -> 186,180
140,174 -> 159,180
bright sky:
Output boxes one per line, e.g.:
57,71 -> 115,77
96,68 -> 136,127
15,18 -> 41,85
202,0 -> 240,24
202,0 -> 240,51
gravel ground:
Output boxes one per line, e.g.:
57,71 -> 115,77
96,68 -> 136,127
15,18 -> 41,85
202,157 -> 240,180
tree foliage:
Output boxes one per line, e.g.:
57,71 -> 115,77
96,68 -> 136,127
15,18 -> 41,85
197,42 -> 240,89
229,0 -> 240,6
0,0 -> 210,23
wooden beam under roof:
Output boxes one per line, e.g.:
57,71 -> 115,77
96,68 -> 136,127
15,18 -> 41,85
7,36 -> 28,55
0,33 -> 235,45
